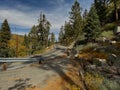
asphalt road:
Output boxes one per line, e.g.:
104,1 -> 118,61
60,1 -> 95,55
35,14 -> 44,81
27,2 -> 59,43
0,45 -> 67,71
0,45 -> 78,90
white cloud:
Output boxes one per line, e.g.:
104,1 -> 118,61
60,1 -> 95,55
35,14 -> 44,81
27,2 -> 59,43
12,31 -> 28,35
0,2 -> 71,39
0,9 -> 38,28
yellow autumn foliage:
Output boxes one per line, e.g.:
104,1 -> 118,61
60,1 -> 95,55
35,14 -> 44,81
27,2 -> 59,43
8,34 -> 28,57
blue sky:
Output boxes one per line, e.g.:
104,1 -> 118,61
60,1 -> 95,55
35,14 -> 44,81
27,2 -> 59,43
0,0 -> 93,39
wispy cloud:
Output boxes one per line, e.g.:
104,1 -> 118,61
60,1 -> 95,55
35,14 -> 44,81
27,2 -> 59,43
0,2 -> 70,33
0,9 -> 38,28
0,0 -> 93,38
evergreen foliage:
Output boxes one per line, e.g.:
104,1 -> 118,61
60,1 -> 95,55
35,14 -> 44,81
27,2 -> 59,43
69,0 -> 83,39
23,34 -> 29,48
28,13 -> 51,54
0,19 -> 11,57
50,32 -> 55,45
94,0 -> 120,25
59,25 -> 65,44
84,5 -> 101,41
59,0 -> 83,45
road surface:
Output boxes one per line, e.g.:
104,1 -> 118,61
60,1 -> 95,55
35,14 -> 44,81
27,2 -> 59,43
0,45 -> 67,71
0,45 -> 81,90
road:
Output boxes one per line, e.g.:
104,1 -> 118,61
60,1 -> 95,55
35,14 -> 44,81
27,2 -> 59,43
0,45 -> 81,90
0,45 -> 67,71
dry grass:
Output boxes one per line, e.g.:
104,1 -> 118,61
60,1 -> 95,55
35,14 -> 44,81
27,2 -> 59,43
85,73 -> 103,90
78,51 -> 107,60
78,46 -> 108,60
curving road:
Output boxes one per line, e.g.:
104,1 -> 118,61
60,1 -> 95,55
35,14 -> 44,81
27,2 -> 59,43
0,45 -> 67,71
0,45 -> 79,90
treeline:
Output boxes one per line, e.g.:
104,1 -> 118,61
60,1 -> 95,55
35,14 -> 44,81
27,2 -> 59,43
58,0 -> 120,45
0,13 -> 55,57
24,13 -> 55,55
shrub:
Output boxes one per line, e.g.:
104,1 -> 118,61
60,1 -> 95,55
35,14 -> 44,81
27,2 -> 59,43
100,31 -> 114,39
103,22 -> 116,31
101,78 -> 120,90
85,72 -> 103,90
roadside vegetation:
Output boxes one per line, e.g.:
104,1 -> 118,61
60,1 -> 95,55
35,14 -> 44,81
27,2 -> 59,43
58,0 -> 120,90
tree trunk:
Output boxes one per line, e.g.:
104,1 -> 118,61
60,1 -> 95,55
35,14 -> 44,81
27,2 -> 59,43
114,0 -> 118,24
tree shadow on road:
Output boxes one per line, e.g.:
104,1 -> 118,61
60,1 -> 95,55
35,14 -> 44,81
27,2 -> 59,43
8,78 -> 32,90
38,56 -> 80,87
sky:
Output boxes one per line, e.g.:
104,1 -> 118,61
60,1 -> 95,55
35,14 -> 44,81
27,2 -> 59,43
0,0 -> 93,40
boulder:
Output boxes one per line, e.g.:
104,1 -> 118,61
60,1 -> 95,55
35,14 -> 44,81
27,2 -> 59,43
97,58 -> 108,67
110,40 -> 117,44
107,54 -> 117,66
85,65 -> 96,72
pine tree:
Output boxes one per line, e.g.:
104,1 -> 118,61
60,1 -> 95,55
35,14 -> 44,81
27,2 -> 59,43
83,9 -> 88,21
37,13 -> 51,47
84,5 -> 101,42
23,34 -> 29,48
50,32 -> 55,45
28,25 -> 38,54
59,25 -> 65,45
64,21 -> 73,45
28,13 -> 51,54
69,0 -> 83,39
94,0 -> 110,25
0,19 -> 11,57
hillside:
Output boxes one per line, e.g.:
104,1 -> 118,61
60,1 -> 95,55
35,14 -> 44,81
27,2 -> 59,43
74,33 -> 120,90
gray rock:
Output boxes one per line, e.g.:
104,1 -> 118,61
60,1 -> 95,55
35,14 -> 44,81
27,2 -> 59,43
97,58 -> 108,67
88,65 -> 96,69
107,54 -> 117,66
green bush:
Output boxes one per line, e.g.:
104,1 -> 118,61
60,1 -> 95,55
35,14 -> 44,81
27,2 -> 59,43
84,72 -> 120,90
103,22 -> 116,31
101,78 -> 120,90
100,31 -> 114,39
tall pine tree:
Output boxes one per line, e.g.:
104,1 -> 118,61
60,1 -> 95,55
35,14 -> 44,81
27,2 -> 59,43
59,25 -> 65,44
28,13 -> 51,54
0,19 -> 11,57
50,32 -> 55,45
37,13 -> 51,47
69,0 -> 83,39
84,5 -> 101,42
94,0 -> 110,25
